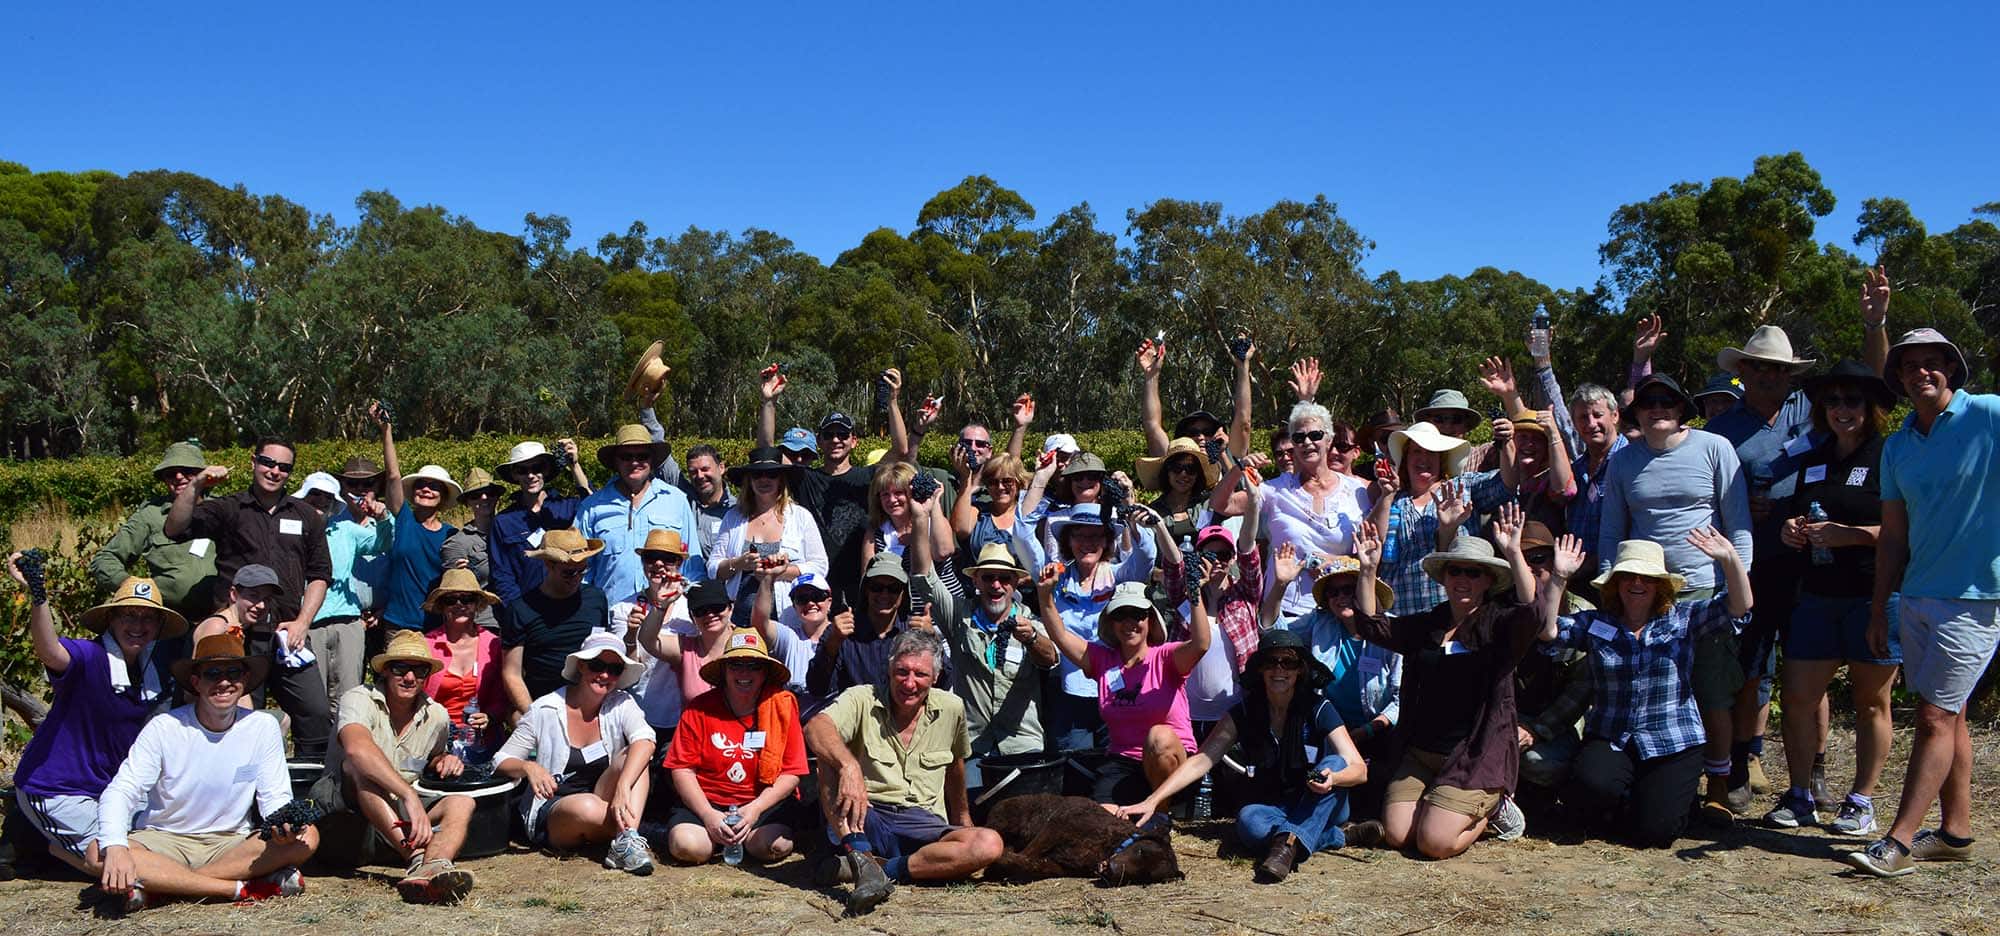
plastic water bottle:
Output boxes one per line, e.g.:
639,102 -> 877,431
1193,773 -> 1214,820
456,698 -> 481,763
723,806 -> 744,865
1807,501 -> 1834,566
1528,304 -> 1552,361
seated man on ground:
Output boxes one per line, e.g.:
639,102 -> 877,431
660,628 -> 808,865
805,629 -> 1003,916
93,633 -> 319,912
311,631 -> 479,902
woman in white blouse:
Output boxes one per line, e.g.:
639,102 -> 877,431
711,447 -> 828,623
1260,403 -> 1381,620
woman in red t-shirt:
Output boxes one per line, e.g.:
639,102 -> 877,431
660,628 -> 807,864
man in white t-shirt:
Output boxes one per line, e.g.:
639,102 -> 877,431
94,633 -> 319,912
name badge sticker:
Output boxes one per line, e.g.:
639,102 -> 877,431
1444,641 -> 1471,656
278,518 -> 303,536
1104,668 -> 1127,694
1003,641 -> 1027,665
743,731 -> 767,751
1588,620 -> 1621,642
233,763 -> 260,784
1357,656 -> 1382,675
1803,465 -> 1828,484
1783,433 -> 1815,458
188,538 -> 211,558
580,741 -> 608,763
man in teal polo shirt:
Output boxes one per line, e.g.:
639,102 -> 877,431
1846,328 -> 2000,878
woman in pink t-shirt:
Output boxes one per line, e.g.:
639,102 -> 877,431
1040,562 -> 1213,805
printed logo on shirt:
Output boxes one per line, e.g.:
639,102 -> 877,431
1846,467 -> 1869,486
708,732 -> 756,760
726,760 -> 748,784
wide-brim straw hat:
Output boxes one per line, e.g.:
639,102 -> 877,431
422,567 -> 502,613
1419,535 -> 1515,594
525,528 -> 606,563
152,441 -> 207,480
963,543 -> 1029,582
370,629 -> 444,676
562,632 -> 644,689
1135,437 -> 1222,491
1803,359 -> 1896,411
81,577 -> 189,639
596,424 -> 672,471
1388,421 -> 1472,479
171,632 -> 269,692
1311,555 -> 1395,612
1882,327 -> 1969,398
1590,539 -> 1688,594
400,464 -> 462,509
626,340 -> 670,399
1717,325 -> 1816,374
634,528 -> 690,559
497,441 -> 560,484
698,628 -> 791,687
725,445 -> 800,485
458,467 -> 505,501
1097,581 -> 1167,647
1413,389 -> 1481,426
1510,410 -> 1552,437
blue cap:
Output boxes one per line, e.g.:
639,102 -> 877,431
1694,372 -> 1743,400
780,427 -> 818,454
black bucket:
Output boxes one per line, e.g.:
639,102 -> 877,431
413,775 -> 518,859
970,751 -> 1068,822
286,762 -> 322,803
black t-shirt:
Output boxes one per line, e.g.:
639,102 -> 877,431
792,464 -> 877,598
1790,435 -> 1884,598
499,584 -> 610,700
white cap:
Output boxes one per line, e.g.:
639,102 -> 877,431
292,471 -> 340,500
1042,433 -> 1081,455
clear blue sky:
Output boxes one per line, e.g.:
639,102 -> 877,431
7,2 -> 1995,291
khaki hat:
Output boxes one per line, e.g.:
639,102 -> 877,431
634,529 -> 690,558
400,464 -> 462,508
863,551 -> 909,586
1717,325 -> 1816,374
1097,581 -> 1167,647
422,567 -> 502,613
1388,421 -> 1473,479
626,340 -> 670,399
458,467 -> 504,501
1590,539 -> 1688,594
338,456 -> 386,482
370,629 -> 443,676
1412,389 -> 1481,426
963,543 -> 1029,582
596,424 -> 672,472
1419,536 -> 1515,594
525,528 -> 606,563
1135,437 -> 1222,491
1311,555 -> 1394,612
562,632 -> 644,690
81,577 -> 189,639
171,632 -> 269,692
1883,327 -> 1969,398
1059,452 -> 1108,477
698,628 -> 791,687
152,442 -> 207,480
1520,522 -> 1557,551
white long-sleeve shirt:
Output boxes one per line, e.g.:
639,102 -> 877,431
96,707 -> 291,850
714,504 -> 829,608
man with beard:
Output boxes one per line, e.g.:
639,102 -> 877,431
92,442 -> 220,621
932,544 -> 1059,759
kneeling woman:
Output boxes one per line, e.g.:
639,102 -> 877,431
494,632 -> 659,874
1350,504 -> 1548,860
1118,630 -> 1367,883
661,628 -> 808,865
1545,532 -> 1751,847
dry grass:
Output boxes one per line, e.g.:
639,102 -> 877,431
2,503 -> 124,555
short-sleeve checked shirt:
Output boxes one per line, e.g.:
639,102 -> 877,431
1548,597 -> 1747,758
1379,470 -> 1510,613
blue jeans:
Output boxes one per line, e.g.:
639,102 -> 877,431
1234,781 -> 1352,853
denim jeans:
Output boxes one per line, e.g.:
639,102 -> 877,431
1234,780 -> 1352,853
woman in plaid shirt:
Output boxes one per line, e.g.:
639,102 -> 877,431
1542,530 -> 1753,847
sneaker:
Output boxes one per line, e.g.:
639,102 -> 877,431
844,853 -> 896,916
603,828 -> 656,876
1843,837 -> 1915,878
1746,755 -> 1772,795
1724,783 -> 1756,816
1489,796 -> 1527,841
1827,800 -> 1877,837
238,866 -> 305,902
1763,790 -> 1819,829
1908,829 -> 1974,862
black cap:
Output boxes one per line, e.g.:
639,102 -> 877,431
1621,373 -> 1697,425
1173,410 -> 1222,438
819,412 -> 856,432
687,580 -> 732,614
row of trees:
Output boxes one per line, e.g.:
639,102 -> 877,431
2,153 -> 1993,457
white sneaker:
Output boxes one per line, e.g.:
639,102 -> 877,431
1489,795 -> 1527,841
604,828 -> 656,876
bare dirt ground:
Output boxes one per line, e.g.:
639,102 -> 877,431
6,715 -> 1997,936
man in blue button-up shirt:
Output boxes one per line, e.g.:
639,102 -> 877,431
578,426 -> 706,620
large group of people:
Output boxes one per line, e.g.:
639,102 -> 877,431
7,267 -> 1997,914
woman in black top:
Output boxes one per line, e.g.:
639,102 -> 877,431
1135,437 -> 1220,547
1765,360 -> 1897,836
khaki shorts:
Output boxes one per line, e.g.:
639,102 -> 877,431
127,829 -> 250,869
1692,629 -> 1745,710
1382,748 -> 1503,819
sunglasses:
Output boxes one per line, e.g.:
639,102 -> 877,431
1264,657 -> 1304,671
976,573 -> 1018,587
1319,583 -> 1357,598
1634,395 -> 1681,411
252,454 -> 294,473
583,659 -> 626,676
1165,461 -> 1199,475
1432,414 -> 1475,426
725,659 -> 768,672
819,428 -> 854,441
1290,429 -> 1327,444
865,580 -> 905,594
161,467 -> 198,480
1444,564 -> 1490,579
200,665 -> 249,683
959,437 -> 993,449
791,590 -> 830,604
1819,394 -> 1868,409
412,481 -> 446,494
747,470 -> 783,482
385,661 -> 432,678
440,594 -> 479,606
1524,549 -> 1556,567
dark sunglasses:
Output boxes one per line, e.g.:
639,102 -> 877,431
725,659 -> 768,672
865,580 -> 905,594
1320,583 -> 1357,598
959,437 -> 993,450
1523,549 -> 1556,567
1634,395 -> 1681,410
1432,413 -> 1475,426
746,470 -> 783,481
1290,429 -> 1327,444
200,665 -> 248,683
440,594 -> 479,606
976,573 -> 1018,587
161,467 -> 198,480
1165,461 -> 1199,475
583,658 -> 626,676
1444,564 -> 1490,579
819,428 -> 854,441
252,454 -> 294,473
1820,394 -> 1868,409
385,661 -> 432,678
412,481 -> 446,494
1264,657 -> 1305,671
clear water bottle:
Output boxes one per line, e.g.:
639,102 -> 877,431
1807,501 -> 1834,566
1529,304 -> 1552,361
723,805 -> 744,865
458,698 -> 482,763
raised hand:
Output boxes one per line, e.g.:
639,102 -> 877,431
369,400 -> 393,427
1435,479 -> 1470,530
1491,417 -> 1514,446
1272,542 -> 1303,585
1684,526 -> 1736,563
1551,534 -> 1586,580
1228,331 -> 1255,363
881,367 -> 903,398
1288,357 -> 1322,402
760,366 -> 788,401
1135,339 -> 1164,379
196,465 -> 231,489
1036,561 -> 1064,591
1633,314 -> 1667,361
1012,393 -> 1036,428
1478,356 -> 1517,400
1861,265 -> 1891,326
829,607 -> 856,640
1490,502 -> 1525,554
916,395 -> 943,431
1353,520 -> 1384,572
